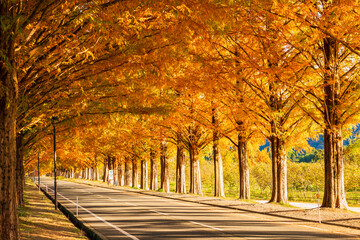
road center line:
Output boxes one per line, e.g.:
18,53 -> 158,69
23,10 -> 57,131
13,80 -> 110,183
48,187 -> 139,240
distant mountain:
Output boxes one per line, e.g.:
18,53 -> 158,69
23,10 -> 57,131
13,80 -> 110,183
260,124 -> 360,151
308,125 -> 360,149
307,137 -> 324,150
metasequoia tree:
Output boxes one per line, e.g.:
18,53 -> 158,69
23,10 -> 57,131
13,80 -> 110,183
218,77 -> 258,200
132,154 -> 139,188
273,0 -> 360,208
0,2 -> 185,237
180,94 -> 212,196
140,155 -> 148,190
216,0 -> 313,203
175,131 -> 187,193
0,1 -> 20,238
149,147 -> 158,190
124,156 -> 132,186
160,139 -> 170,192
178,2 -> 253,198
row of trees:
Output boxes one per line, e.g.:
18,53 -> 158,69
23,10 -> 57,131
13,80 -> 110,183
40,138 -> 360,200
2,0 -> 360,239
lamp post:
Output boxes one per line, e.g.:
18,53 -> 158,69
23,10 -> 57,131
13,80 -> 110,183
51,116 -> 58,210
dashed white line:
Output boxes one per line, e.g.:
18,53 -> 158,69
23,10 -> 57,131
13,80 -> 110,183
149,209 -> 169,216
126,202 -> 136,206
48,180 -> 359,238
47,187 -> 139,240
189,221 -> 224,231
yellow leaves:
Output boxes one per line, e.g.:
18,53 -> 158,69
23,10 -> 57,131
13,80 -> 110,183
176,4 -> 192,15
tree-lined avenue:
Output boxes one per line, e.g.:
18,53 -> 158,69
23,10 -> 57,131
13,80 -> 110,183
40,177 -> 353,240
4,1 -> 360,238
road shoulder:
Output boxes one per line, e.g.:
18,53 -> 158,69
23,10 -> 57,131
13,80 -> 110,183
20,178 -> 88,240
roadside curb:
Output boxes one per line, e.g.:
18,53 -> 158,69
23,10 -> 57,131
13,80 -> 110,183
36,181 -> 107,240
68,179 -> 360,231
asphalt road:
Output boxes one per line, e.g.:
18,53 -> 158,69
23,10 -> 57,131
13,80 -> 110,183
39,177 -> 358,240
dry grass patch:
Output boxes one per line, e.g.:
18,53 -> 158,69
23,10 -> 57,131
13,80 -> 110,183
20,179 -> 87,240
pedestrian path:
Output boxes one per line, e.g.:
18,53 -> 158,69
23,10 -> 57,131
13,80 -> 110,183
255,200 -> 360,213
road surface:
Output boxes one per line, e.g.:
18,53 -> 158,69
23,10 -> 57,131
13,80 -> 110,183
39,177 -> 358,239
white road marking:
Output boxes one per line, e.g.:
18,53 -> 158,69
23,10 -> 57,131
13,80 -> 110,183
189,221 -> 224,231
48,179 -> 360,238
121,198 -> 226,231
149,209 -> 169,216
125,202 -> 136,206
47,187 -> 139,240
108,197 -> 119,201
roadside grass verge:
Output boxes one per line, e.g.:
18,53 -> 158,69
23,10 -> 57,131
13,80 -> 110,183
20,178 -> 87,240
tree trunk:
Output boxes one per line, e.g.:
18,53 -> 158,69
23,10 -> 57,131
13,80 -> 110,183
132,157 -> 138,188
93,154 -> 98,181
160,141 -> 170,193
321,36 -> 348,209
213,109 -> 225,197
0,4 -> 19,236
16,133 -> 25,206
102,162 -> 107,182
150,149 -> 158,190
114,161 -> 118,186
269,133 -> 288,204
141,159 -> 148,190
238,133 -> 250,199
90,167 -> 94,180
124,157 -> 132,186
190,146 -> 202,195
316,1 -> 350,209
189,147 -> 194,194
276,138 -> 288,203
176,136 -> 186,194
118,161 -> 124,186
269,118 -> 278,203
323,129 -> 347,208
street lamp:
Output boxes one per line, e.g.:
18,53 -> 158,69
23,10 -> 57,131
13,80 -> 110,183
51,116 -> 59,210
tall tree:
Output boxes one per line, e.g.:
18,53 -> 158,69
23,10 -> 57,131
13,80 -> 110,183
212,107 -> 225,197
0,1 -> 20,238
149,148 -> 158,190
275,0 -> 360,208
160,140 -> 170,193
176,132 -> 186,194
